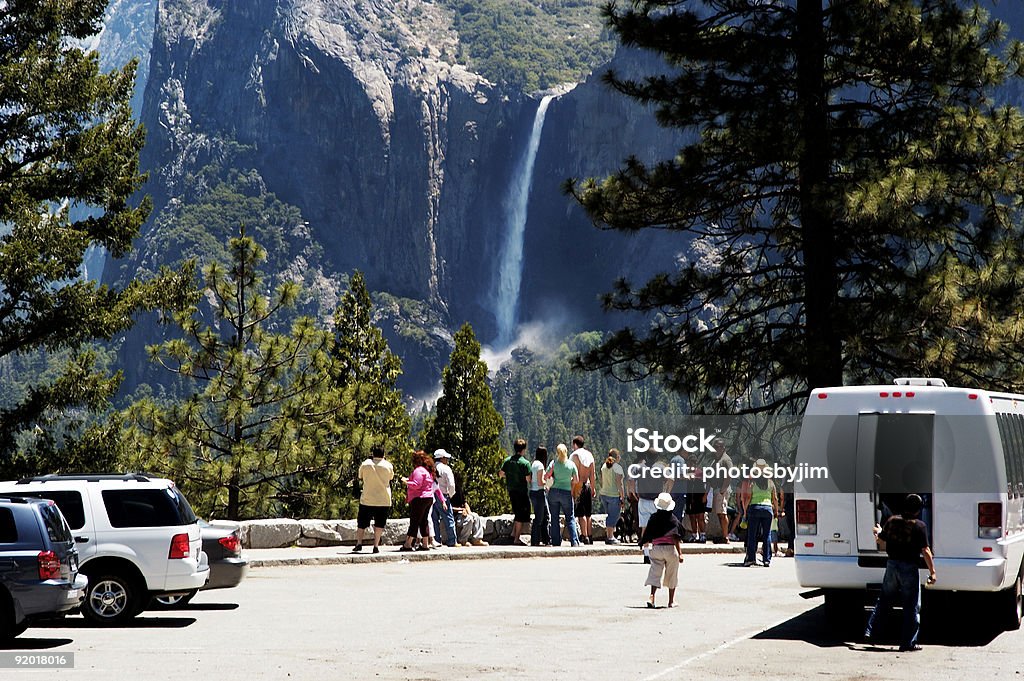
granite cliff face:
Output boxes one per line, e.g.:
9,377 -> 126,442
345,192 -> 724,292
113,0 -> 682,392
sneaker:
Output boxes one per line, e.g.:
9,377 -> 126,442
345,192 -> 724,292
742,560 -> 755,567
470,538 -> 488,546
398,546 -> 414,552
785,548 -> 795,557
712,537 -> 730,544
605,538 -> 620,545
372,546 -> 380,554
352,544 -> 363,553
727,533 -> 740,542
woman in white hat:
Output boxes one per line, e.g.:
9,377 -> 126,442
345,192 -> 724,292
640,492 -> 685,608
741,459 -> 779,567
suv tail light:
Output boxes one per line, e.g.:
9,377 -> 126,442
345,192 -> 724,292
978,502 -> 1002,539
38,550 -> 61,580
169,533 -> 191,559
218,534 -> 240,555
796,499 -> 817,536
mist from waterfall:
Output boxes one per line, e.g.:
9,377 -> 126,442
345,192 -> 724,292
492,94 -> 554,347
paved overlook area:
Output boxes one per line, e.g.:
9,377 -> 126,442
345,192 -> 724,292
9,552 -> 1022,680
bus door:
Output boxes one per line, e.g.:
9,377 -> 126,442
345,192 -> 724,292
855,413 -> 934,552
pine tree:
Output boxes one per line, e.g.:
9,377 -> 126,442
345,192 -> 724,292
0,0 -> 190,466
568,1 -> 1024,412
124,232 -> 344,520
328,271 -> 411,513
424,323 -> 506,515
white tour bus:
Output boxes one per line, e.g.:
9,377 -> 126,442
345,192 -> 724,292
794,378 -> 1024,630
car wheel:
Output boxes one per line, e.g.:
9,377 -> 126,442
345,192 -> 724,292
151,590 -> 197,609
82,574 -> 139,626
1001,568 -> 1023,631
0,610 -> 26,641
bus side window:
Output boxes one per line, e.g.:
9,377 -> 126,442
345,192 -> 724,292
1012,415 -> 1024,498
997,414 -> 1018,499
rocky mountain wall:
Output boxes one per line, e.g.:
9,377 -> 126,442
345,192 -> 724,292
110,0 -> 686,393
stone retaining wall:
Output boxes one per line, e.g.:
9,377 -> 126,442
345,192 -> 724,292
224,514 -> 621,549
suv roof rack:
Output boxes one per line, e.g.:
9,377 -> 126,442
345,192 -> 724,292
15,473 -> 153,484
893,377 -> 948,387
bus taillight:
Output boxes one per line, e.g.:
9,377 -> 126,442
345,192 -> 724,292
978,502 -> 1002,539
796,499 -> 817,536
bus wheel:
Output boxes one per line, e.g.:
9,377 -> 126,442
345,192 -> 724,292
1001,568 -> 1023,631
824,589 -> 863,634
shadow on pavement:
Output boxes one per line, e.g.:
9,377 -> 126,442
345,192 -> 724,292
35,616 -> 196,629
0,637 -> 73,650
754,601 -> 1005,649
176,602 -> 239,611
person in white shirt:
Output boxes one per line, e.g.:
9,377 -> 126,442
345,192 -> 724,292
354,445 -> 395,554
570,435 -> 597,544
431,449 -> 458,547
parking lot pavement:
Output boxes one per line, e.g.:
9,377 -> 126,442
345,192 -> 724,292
5,554 -> 1021,679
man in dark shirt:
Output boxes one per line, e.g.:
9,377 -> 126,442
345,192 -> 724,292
499,438 -> 532,545
864,493 -> 937,651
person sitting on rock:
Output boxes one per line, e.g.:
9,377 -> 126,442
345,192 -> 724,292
451,494 -> 488,547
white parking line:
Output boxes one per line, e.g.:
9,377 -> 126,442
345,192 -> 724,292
642,614 -> 796,681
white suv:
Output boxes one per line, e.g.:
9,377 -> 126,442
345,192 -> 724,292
0,474 -> 209,625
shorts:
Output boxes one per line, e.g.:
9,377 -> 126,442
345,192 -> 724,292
574,482 -> 593,517
713,487 -> 731,515
685,492 -> 707,516
510,490 -> 532,523
638,498 -> 658,528
645,543 -> 680,589
357,504 -> 390,529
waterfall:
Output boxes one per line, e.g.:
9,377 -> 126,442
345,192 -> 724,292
493,94 -> 554,347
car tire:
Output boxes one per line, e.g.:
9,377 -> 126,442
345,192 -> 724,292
150,590 -> 197,609
82,573 -> 139,626
1000,567 -> 1023,631
0,598 -> 26,639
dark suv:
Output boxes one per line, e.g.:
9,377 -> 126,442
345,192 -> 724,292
0,496 -> 87,639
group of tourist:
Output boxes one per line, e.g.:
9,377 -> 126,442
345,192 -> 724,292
350,437 -> 794,567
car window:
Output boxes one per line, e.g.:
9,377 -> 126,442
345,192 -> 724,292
12,490 -> 86,530
39,503 -> 73,543
102,488 -> 195,528
0,508 -> 17,543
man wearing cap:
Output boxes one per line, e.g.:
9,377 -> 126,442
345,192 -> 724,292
431,448 -> 458,547
864,493 -> 937,652
354,445 -> 394,554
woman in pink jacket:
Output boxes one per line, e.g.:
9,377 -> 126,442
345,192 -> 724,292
400,451 -> 447,552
